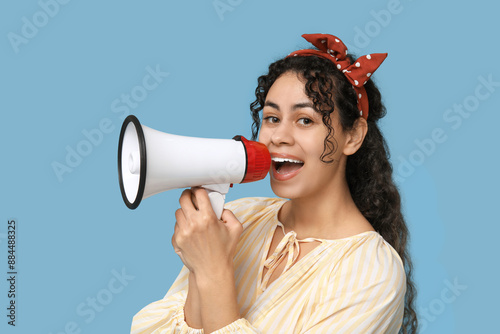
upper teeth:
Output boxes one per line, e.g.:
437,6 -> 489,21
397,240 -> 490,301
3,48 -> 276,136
272,157 -> 304,163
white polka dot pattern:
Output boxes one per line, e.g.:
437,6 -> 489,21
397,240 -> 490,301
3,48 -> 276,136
286,33 -> 388,120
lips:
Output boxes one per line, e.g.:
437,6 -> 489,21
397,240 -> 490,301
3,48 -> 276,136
271,154 -> 304,181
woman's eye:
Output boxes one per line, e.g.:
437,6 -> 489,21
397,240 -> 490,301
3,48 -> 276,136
298,118 -> 313,126
263,116 -> 279,124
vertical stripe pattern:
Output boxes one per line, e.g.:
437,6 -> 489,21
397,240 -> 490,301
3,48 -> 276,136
131,197 -> 406,334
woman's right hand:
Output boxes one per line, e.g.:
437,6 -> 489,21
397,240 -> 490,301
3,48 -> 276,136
171,187 -> 243,332
171,188 -> 243,278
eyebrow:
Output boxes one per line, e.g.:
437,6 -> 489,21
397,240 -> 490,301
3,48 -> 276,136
264,100 -> 315,111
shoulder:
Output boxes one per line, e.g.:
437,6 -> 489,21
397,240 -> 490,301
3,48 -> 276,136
307,233 -> 407,332
329,232 -> 406,299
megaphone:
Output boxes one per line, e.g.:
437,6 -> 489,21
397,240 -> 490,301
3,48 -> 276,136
118,115 -> 271,218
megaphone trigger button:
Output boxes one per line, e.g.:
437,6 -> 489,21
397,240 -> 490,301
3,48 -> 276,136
230,183 -> 233,188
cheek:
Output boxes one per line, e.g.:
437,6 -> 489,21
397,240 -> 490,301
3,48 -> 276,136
258,128 -> 270,144
303,135 -> 326,159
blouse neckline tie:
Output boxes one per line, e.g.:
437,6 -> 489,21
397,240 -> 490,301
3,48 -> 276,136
260,222 -> 320,291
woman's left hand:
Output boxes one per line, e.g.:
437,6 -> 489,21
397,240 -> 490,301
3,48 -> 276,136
172,187 -> 243,278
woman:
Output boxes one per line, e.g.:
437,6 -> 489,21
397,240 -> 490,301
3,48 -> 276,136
131,33 -> 418,333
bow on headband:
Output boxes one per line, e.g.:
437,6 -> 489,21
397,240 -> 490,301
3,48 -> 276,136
287,34 -> 388,120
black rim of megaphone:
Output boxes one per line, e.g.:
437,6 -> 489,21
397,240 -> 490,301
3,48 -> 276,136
118,115 -> 147,210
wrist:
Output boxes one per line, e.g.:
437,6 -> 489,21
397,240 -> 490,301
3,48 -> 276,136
195,267 -> 241,333
193,262 -> 235,290
184,271 -> 202,329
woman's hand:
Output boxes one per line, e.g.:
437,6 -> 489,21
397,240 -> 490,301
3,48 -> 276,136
172,187 -> 244,332
172,187 -> 243,279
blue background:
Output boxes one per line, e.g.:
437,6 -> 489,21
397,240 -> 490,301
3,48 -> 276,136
1,0 -> 498,333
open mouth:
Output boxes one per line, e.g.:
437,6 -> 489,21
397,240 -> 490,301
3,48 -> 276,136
272,157 -> 304,175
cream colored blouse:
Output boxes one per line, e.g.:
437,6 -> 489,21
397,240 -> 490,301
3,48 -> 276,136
131,197 -> 406,333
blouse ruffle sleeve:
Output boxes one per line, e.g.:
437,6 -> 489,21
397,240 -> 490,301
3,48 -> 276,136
131,266 -> 204,334
130,255 -> 261,333
209,318 -> 260,333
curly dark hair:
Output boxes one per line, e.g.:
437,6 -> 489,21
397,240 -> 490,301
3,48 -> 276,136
250,55 -> 418,334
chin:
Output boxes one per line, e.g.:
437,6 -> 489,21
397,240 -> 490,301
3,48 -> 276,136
270,180 -> 307,200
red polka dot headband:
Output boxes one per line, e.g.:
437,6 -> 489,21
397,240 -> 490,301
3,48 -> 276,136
287,34 -> 388,120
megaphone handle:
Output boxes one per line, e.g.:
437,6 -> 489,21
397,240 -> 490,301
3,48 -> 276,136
206,190 -> 225,219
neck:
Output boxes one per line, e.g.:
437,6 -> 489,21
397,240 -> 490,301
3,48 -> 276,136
279,170 -> 369,240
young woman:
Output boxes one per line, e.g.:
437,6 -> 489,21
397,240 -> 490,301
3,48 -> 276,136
131,34 -> 418,334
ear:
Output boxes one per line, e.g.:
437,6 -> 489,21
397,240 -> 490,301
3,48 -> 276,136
343,117 -> 368,156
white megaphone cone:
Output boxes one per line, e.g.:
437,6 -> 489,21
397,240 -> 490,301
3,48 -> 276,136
118,115 -> 271,218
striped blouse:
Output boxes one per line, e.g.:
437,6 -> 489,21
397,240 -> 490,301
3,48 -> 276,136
131,197 -> 406,333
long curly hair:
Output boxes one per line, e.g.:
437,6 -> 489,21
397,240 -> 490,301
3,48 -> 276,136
250,55 -> 418,334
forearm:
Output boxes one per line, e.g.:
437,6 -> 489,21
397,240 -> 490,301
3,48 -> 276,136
184,271 -> 203,329
196,265 -> 241,333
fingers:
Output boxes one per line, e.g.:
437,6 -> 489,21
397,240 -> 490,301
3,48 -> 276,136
192,187 -> 217,213
172,226 -> 189,270
190,191 -> 199,210
221,208 -> 237,223
221,209 -> 243,238
179,189 -> 197,212
179,187 -> 218,224
174,208 -> 189,251
175,208 -> 185,227
179,188 -> 214,215
172,218 -> 183,258
173,205 -> 242,275
171,230 -> 179,252
173,211 -> 183,245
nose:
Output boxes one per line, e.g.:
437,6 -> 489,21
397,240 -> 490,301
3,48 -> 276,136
270,122 -> 294,146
